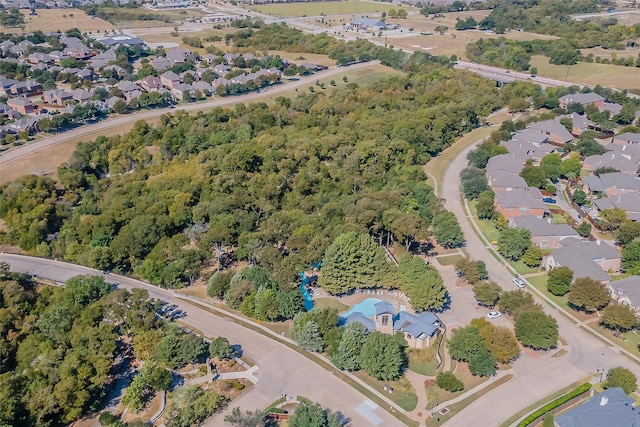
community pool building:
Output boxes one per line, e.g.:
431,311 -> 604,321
342,299 -> 440,349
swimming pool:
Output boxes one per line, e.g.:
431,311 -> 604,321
339,298 -> 382,319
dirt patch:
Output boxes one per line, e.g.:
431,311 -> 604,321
6,9 -> 114,34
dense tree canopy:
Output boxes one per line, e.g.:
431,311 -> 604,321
0,66 -> 502,293
514,310 -> 558,350
567,277 -> 611,313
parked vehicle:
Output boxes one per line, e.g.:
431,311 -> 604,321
513,276 -> 526,288
487,310 -> 502,319
543,197 -> 557,204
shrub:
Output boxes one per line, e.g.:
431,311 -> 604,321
226,379 -> 245,390
518,383 -> 591,426
436,371 -> 464,392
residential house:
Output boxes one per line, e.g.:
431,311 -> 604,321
116,81 -> 142,99
511,128 -> 549,146
0,40 -> 15,54
349,17 -> 388,32
563,112 -> 591,136
213,64 -> 231,75
501,140 -> 555,164
171,83 -> 194,99
102,65 -> 126,78
601,102 -> 622,117
71,88 -> 92,104
613,132 -> 640,145
160,71 -> 182,88
559,92 -> 605,109
509,216 -> 579,248
48,50 -> 67,63
28,52 -> 55,64
10,80 -> 42,96
61,36 -> 92,59
6,98 -> 34,115
43,89 -> 73,106
345,301 -> 440,349
165,47 -> 192,64
192,80 -> 213,96
555,388 -> 639,427
527,119 -> 574,145
0,77 -> 19,95
609,276 -> 640,314
486,153 -> 526,182
543,239 -> 621,282
494,188 -> 549,220
100,35 -> 145,48
76,69 -> 93,81
582,173 -> 640,197
223,53 -> 239,65
90,48 -> 117,68
150,56 -> 173,71
593,193 -> 640,222
139,76 -> 163,92
488,170 -> 530,192
583,151 -> 640,176
6,117 -> 39,135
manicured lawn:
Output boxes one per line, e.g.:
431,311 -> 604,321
424,363 -> 487,409
408,347 -> 439,376
352,371 -> 418,411
591,324 -> 640,357
249,1 -> 404,17
313,298 -> 349,313
527,275 -> 597,323
552,214 -> 568,224
437,254 -> 464,266
509,260 -> 540,275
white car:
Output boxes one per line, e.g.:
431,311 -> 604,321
513,276 -> 526,288
486,311 -> 502,319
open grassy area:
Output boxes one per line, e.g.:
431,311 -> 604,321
527,275 -> 597,323
590,324 -> 640,357
313,298 -> 349,313
510,260 -> 540,276
10,8 -> 114,34
249,2 -> 404,17
436,254 -> 464,266
425,363 -> 488,411
530,55 -> 640,90
352,371 -> 418,411
426,373 -> 513,427
408,346 -> 439,376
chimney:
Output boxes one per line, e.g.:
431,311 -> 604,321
600,396 -> 609,406
547,217 -> 552,224
596,239 -> 601,246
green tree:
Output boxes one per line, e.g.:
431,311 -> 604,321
601,208 -> 628,233
295,320 -> 324,352
539,153 -> 562,180
64,275 -> 113,308
112,99 -> 128,114
601,304 -> 638,333
560,157 -> 581,179
448,326 -> 485,362
547,266 -> 573,296
467,149 -> 491,169
165,385 -> 226,427
521,245 -> 542,268
498,228 -> 531,261
224,408 -> 265,427
571,188 -> 587,205
359,332 -> 406,381
567,277 -> 611,312
209,337 -> 234,360
476,190 -> 496,220
122,374 -> 150,412
207,271 -> 233,299
474,320 -> 520,364
398,255 -> 448,311
616,221 -> 640,246
318,232 -> 389,294
473,281 -> 502,307
605,367 -> 637,395
432,211 -> 464,248
436,372 -> 464,392
289,400 -> 342,427
520,165 -> 547,188
622,240 -> 640,275
515,310 -> 558,350
498,290 -> 539,317
576,221 -> 591,238
461,167 -> 488,199
468,346 -> 497,377
331,322 -> 368,371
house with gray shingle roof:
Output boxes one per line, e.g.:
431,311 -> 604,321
527,119 -> 574,145
495,188 -> 549,220
582,173 -> 640,197
609,276 -> 640,314
544,240 -> 621,283
593,193 -> 640,222
555,388 -> 638,427
486,153 -> 526,182
488,170 -> 529,192
583,151 -> 640,176
509,216 -> 579,248
613,132 -> 640,145
559,92 -> 605,109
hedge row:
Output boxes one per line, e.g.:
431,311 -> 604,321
518,383 -> 592,427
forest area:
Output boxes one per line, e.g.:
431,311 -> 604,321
0,55 -> 505,296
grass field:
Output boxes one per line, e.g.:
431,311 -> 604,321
313,298 -> 349,313
436,254 -> 464,266
408,346 -> 439,376
8,9 -> 114,34
530,55 -> 640,90
352,370 -> 419,411
249,1 -> 406,17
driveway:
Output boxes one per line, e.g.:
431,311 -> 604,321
0,253 -> 404,427
438,140 -> 640,427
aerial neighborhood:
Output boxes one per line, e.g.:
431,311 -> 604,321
4,1 -> 640,427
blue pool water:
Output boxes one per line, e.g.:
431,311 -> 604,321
339,298 -> 382,319
299,272 -> 314,311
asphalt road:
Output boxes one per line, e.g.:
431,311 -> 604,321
0,61 -> 378,182
439,139 -> 640,427
0,253 -> 403,427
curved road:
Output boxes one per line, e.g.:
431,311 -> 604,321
440,139 -> 640,426
0,61 -> 378,183
0,253 -> 403,427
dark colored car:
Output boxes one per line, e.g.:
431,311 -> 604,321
543,197 -> 557,204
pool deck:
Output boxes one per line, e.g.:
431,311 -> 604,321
312,287 -> 416,314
